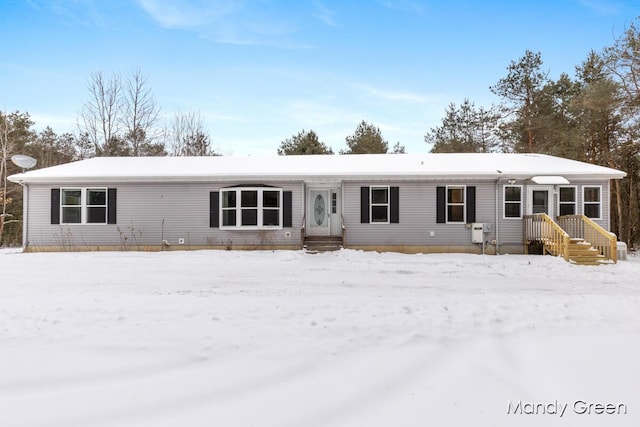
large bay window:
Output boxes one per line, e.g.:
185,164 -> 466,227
220,187 -> 282,229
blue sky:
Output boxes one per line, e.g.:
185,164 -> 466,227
1,0 -> 638,155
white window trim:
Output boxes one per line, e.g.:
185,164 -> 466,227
557,185 -> 577,217
370,185 -> 390,224
582,185 -> 602,220
60,188 -> 108,225
219,187 -> 283,230
446,185 -> 466,224
503,185 -> 523,219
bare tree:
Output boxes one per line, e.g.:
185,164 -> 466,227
166,111 -> 217,156
78,68 -> 164,156
79,71 -> 123,156
122,67 -> 162,156
0,113 -> 11,241
0,111 -> 34,243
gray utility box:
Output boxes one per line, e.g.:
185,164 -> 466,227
472,223 -> 485,243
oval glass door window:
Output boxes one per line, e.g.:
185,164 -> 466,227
314,194 -> 326,226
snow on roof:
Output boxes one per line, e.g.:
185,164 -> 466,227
8,153 -> 626,184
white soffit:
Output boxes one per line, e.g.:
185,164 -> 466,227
531,175 -> 570,184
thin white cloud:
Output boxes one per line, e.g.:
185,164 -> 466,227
576,0 -> 621,15
313,0 -> 337,27
136,0 -> 238,29
30,113 -> 77,133
202,111 -> 247,123
27,0 -> 110,28
136,0 -> 310,49
355,84 -> 428,104
375,0 -> 426,15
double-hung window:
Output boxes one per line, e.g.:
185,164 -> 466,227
370,186 -> 389,223
583,186 -> 601,219
503,185 -> 522,218
447,186 -> 465,223
60,188 -> 108,224
220,188 -> 282,229
61,189 -> 82,224
558,186 -> 576,216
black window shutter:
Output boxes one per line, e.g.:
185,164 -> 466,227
51,188 -> 60,225
210,191 -> 219,228
107,188 -> 117,224
390,186 -> 399,224
466,186 -> 476,223
283,191 -> 292,228
360,187 -> 369,223
436,186 -> 445,223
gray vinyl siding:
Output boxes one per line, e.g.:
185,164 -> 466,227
26,181 -> 304,248
343,181 -> 496,247
497,180 -> 613,247
497,182 -> 525,246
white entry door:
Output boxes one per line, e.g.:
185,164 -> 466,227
527,187 -> 552,215
308,189 -> 330,236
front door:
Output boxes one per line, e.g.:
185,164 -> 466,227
528,187 -> 552,215
308,189 -> 330,236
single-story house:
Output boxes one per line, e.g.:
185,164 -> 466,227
8,153 -> 626,262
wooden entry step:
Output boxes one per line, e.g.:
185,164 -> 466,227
304,236 -> 343,253
567,238 -> 609,266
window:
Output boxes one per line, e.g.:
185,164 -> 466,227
558,186 -> 576,216
60,188 -> 107,224
241,190 -> 258,226
221,191 -> 237,226
503,185 -> 522,218
220,187 -> 282,229
370,186 -> 389,223
331,191 -> 337,214
447,186 -> 465,223
61,189 -> 82,224
87,189 -> 107,223
262,190 -> 280,226
583,186 -> 601,219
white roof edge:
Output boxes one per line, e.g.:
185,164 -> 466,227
7,153 -> 628,183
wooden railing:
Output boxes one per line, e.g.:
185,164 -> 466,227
557,215 -> 617,263
523,213 -> 570,261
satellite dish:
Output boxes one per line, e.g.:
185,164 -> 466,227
11,154 -> 37,170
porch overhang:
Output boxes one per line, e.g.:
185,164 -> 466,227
530,175 -> 570,185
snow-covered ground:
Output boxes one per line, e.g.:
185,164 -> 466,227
1,248 -> 639,427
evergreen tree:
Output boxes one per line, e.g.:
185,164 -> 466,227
341,120 -> 388,154
278,129 -> 333,155
27,127 -> 76,168
426,99 -> 501,153
490,50 -> 549,152
391,142 -> 406,154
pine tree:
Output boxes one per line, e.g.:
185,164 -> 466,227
277,129 -> 333,155
425,99 -> 501,153
341,120 -> 388,154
